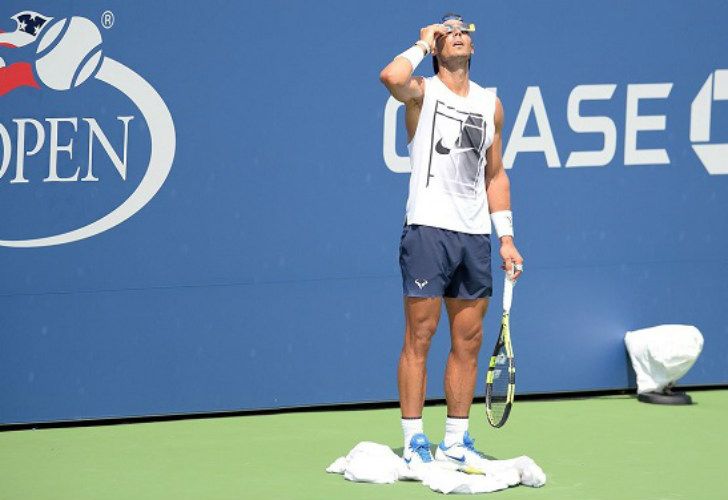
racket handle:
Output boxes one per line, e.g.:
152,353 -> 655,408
503,272 -> 515,313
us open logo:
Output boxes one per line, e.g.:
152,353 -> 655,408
0,11 -> 176,248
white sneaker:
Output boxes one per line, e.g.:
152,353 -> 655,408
435,431 -> 483,468
435,431 -> 520,485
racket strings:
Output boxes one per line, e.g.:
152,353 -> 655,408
487,346 -> 510,421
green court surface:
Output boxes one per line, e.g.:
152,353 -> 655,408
1,390 -> 726,500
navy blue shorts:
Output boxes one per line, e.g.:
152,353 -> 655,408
399,224 -> 492,299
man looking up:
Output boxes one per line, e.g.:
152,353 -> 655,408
379,13 -> 524,472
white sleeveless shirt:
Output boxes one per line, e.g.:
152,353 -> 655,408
405,76 -> 497,234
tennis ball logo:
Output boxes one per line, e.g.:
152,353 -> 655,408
34,16 -> 103,90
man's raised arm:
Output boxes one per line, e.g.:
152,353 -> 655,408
379,24 -> 447,104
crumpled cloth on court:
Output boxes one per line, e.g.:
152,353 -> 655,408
326,441 -> 546,494
624,324 -> 704,394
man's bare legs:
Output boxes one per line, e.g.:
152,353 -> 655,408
398,297 -> 442,418
428,297 -> 488,457
398,296 -> 488,419
443,297 -> 489,417
398,296 -> 440,461
398,296 -> 488,459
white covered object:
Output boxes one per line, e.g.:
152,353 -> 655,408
325,442 -> 409,484
326,442 -> 546,494
624,325 -> 704,394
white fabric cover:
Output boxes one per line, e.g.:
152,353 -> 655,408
624,325 -> 704,394
326,441 -> 546,494
325,442 -> 411,484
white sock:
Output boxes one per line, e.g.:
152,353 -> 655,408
401,417 -> 424,453
443,417 -> 469,447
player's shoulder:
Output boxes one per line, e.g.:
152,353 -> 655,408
470,80 -> 502,122
469,79 -> 498,101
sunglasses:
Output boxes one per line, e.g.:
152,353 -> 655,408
443,23 -> 476,34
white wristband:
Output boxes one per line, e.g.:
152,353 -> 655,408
414,40 -> 431,55
397,45 -> 426,71
491,210 -> 514,239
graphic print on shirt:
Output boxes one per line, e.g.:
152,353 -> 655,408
426,100 -> 486,199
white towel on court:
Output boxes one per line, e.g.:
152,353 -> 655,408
326,441 -> 546,494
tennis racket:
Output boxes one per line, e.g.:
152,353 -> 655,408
485,272 -> 515,428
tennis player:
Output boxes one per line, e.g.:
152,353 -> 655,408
379,13 -> 524,472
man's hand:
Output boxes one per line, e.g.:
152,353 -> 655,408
419,24 -> 448,52
499,236 -> 524,280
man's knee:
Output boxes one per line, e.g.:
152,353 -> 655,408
452,324 -> 483,357
404,317 -> 438,357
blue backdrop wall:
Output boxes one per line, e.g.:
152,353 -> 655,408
1,1 -> 727,424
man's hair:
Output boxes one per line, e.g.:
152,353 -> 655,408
433,12 -> 472,74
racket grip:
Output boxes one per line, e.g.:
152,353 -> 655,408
503,273 -> 514,313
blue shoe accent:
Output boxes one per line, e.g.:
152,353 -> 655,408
462,431 -> 477,452
409,433 -> 433,463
